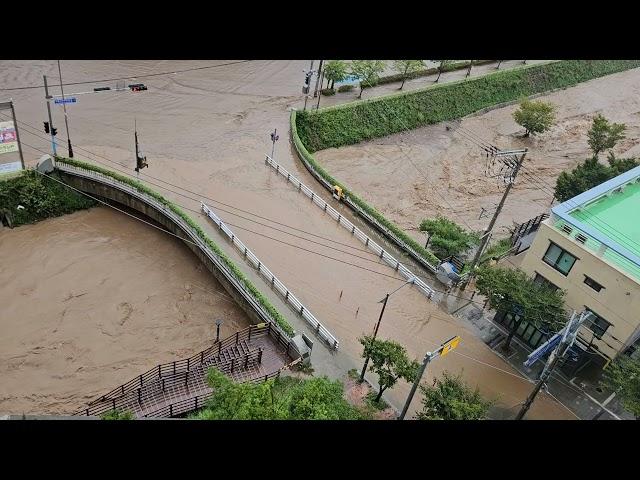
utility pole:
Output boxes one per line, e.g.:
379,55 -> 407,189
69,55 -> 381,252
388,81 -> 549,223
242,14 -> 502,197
460,149 -> 527,290
313,60 -> 324,97
303,60 -> 315,111
315,67 -> 325,111
516,310 -> 592,420
43,75 -> 57,157
57,60 -> 73,158
360,293 -> 389,382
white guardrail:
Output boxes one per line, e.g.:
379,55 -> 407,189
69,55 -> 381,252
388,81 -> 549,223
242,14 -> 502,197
201,202 -> 340,350
263,155 -> 436,301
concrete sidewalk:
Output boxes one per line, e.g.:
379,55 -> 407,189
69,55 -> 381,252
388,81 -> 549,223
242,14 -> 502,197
443,291 -> 634,420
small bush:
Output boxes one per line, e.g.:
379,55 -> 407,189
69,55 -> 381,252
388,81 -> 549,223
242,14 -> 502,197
321,88 -> 335,96
101,409 -> 134,420
337,84 -> 353,93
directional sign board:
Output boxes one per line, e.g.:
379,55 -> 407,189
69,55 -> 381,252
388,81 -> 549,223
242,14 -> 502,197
523,332 -> 562,368
54,97 -> 77,105
439,336 -> 461,357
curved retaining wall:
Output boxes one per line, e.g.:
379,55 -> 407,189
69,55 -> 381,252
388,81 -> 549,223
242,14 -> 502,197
54,161 -> 296,346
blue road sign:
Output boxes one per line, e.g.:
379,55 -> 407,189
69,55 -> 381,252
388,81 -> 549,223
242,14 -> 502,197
523,332 -> 562,368
54,97 -> 77,105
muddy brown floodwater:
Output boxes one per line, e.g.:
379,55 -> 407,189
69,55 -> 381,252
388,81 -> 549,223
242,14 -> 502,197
0,60 -> 576,418
0,207 -> 250,415
316,68 -> 640,242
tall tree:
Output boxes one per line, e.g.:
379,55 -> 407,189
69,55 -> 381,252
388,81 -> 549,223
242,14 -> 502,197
323,60 -> 349,90
475,265 -> 566,351
392,60 -> 425,90
434,60 -> 453,82
359,336 -> 419,402
419,215 -> 479,259
554,155 -> 639,202
351,60 -> 386,99
600,355 -> 640,419
417,371 -> 493,420
587,114 -> 626,158
512,99 -> 555,137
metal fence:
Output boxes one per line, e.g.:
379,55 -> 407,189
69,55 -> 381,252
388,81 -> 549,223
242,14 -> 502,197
263,155 -> 436,300
202,202 -> 340,350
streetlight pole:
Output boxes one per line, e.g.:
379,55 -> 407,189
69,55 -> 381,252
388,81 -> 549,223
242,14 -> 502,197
359,279 -> 415,382
57,60 -> 74,158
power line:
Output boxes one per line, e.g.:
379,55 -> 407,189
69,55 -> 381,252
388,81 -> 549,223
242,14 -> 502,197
0,60 -> 254,91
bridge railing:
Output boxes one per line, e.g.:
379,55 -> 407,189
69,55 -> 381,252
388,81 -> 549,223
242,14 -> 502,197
264,155 -> 436,300
202,202 -> 339,350
76,323 -> 296,417
55,160 -> 297,348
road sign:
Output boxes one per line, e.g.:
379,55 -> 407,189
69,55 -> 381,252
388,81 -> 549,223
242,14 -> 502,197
439,336 -> 461,357
54,97 -> 77,105
523,332 -> 562,368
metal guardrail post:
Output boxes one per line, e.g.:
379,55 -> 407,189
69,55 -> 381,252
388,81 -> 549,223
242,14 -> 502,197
137,388 -> 142,404
218,342 -> 222,356
187,358 -> 190,371
235,332 -> 239,345
158,364 -> 161,377
231,358 -> 235,373
86,408 -> 90,416
258,348 -> 263,364
201,351 -> 204,363
170,404 -> 173,417
121,385 -> 125,395
140,375 -> 143,386
244,355 -> 249,369
112,399 -> 116,410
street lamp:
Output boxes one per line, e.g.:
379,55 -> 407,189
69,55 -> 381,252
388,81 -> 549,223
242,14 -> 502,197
270,128 -> 279,159
359,278 -> 415,382
215,318 -> 223,343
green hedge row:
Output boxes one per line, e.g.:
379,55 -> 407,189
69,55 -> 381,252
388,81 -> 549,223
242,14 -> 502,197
374,60 -> 495,87
0,169 -> 95,226
55,157 -> 294,336
297,60 -> 640,152
290,111 -> 441,266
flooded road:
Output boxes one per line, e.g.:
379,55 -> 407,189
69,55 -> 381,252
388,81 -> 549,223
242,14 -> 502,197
0,207 -> 251,414
1,60 -> 574,418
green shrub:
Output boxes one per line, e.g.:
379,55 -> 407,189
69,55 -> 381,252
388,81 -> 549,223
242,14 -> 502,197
100,409 -> 134,420
337,84 -> 353,93
0,169 -> 95,226
296,60 -> 640,152
321,88 -> 335,96
54,157 -> 294,336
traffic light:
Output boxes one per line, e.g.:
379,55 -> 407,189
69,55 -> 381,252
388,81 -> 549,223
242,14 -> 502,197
135,154 -> 148,173
51,127 -> 57,136
43,121 -> 50,134
302,71 -> 312,95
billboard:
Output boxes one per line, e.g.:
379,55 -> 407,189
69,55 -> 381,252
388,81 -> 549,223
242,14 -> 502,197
0,121 -> 19,155
0,101 -> 24,176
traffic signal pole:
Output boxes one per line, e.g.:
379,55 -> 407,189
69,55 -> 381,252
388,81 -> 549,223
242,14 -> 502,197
57,60 -> 74,158
43,75 -> 57,157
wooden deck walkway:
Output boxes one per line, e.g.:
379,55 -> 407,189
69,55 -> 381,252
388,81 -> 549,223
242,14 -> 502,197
75,324 -> 298,418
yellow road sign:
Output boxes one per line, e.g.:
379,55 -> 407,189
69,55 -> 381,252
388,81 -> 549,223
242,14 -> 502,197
440,336 -> 461,357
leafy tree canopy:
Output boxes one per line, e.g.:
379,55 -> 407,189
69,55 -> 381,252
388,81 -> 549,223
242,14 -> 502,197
587,114 -> 626,158
323,60 -> 349,89
600,355 -> 640,419
512,99 -> 555,136
392,60 -> 425,89
417,371 -> 493,420
554,154 -> 639,202
351,60 -> 386,98
419,215 -> 479,259
192,368 -> 366,420
359,336 -> 420,402
475,265 -> 565,331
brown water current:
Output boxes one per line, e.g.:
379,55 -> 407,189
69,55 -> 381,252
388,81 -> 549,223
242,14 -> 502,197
0,60 -> 576,418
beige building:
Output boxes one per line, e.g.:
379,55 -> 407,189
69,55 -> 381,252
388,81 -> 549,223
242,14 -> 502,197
514,166 -> 640,374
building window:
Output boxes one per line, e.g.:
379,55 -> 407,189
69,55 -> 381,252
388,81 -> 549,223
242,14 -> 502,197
543,242 -> 577,276
584,309 -> 611,339
533,272 -> 559,291
583,275 -> 604,292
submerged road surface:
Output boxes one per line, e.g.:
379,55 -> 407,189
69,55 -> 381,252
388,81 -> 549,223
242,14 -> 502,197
1,60 -> 573,418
